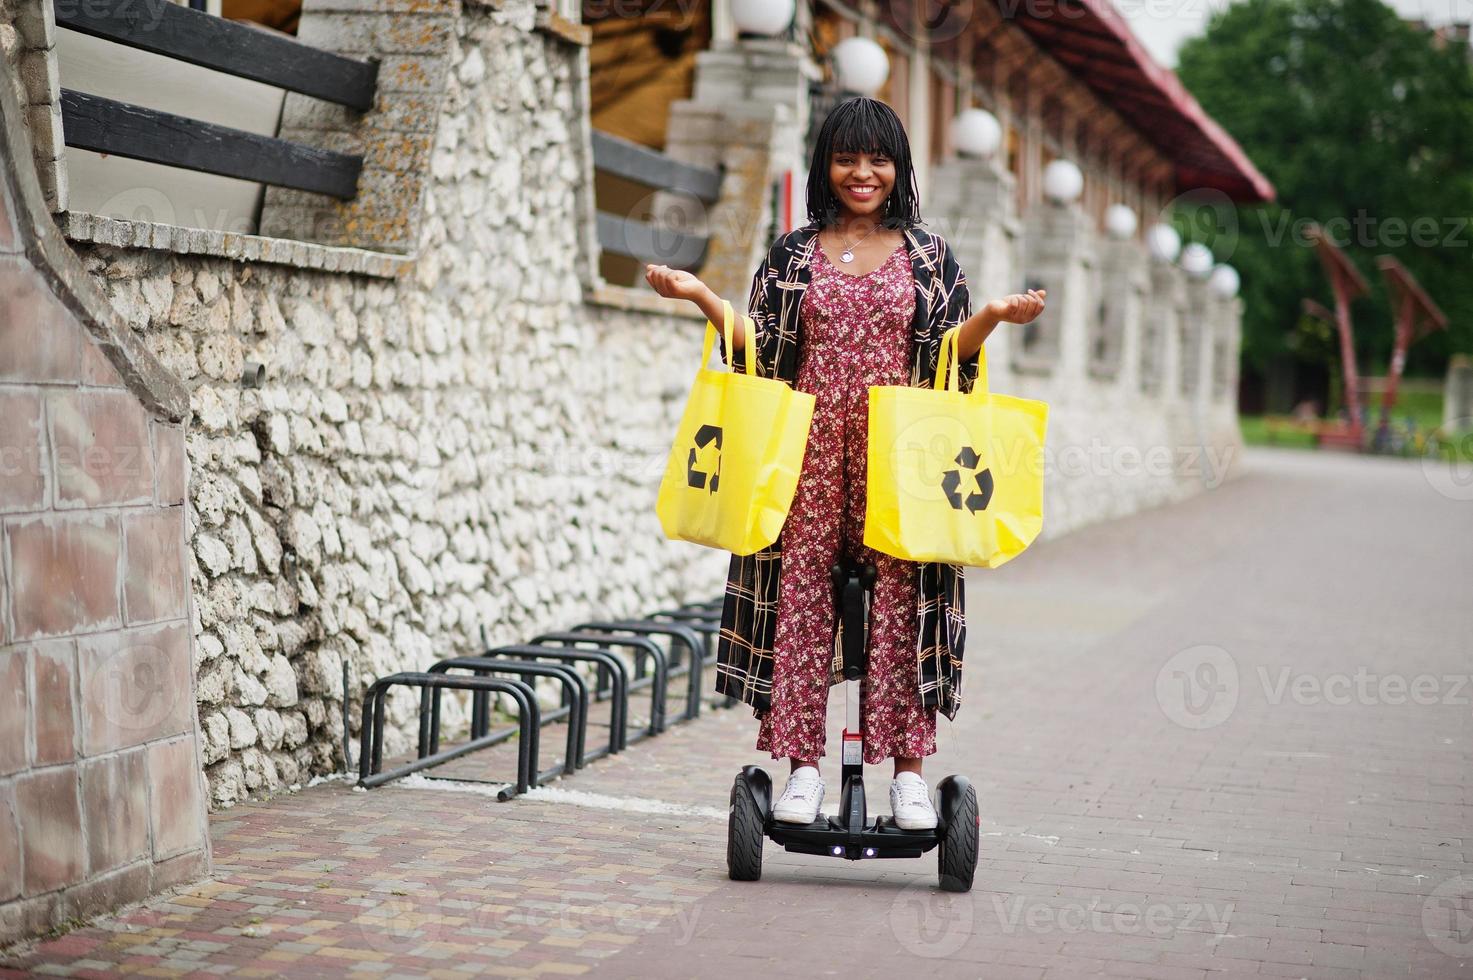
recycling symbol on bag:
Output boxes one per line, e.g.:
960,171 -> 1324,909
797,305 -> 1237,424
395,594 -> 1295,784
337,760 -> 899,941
686,424 -> 722,493
941,446 -> 994,513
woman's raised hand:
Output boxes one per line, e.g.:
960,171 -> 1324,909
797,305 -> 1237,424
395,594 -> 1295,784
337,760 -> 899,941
985,288 -> 1047,325
645,263 -> 709,303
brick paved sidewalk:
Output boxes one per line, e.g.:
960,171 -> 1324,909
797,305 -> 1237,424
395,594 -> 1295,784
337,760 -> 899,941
3,447 -> 1470,978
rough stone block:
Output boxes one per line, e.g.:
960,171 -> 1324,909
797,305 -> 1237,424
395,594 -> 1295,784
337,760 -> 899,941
150,422 -> 186,506
0,178 -> 16,254
61,858 -> 153,926
0,784 -> 18,901
147,735 -> 204,858
0,650 -> 25,775
0,258 -> 83,383
0,389 -> 46,512
16,768 -> 83,896
31,638 -> 77,766
81,749 -> 149,874
122,508 -> 186,624
152,847 -> 209,890
6,513 -> 121,640
49,389 -> 156,508
77,623 -> 192,755
79,342 -> 124,387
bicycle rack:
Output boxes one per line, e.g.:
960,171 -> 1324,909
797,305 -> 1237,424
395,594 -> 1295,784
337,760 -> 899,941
359,672 -> 537,799
649,607 -> 721,659
529,632 -> 668,744
648,598 -> 735,710
426,656 -> 586,780
358,597 -> 728,802
573,620 -> 705,726
489,632 -> 630,759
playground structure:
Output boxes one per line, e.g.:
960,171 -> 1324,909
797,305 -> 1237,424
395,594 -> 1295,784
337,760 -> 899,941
1270,226 -> 1448,454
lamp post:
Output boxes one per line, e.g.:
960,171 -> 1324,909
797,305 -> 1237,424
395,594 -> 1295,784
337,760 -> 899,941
952,108 -> 1001,160
730,0 -> 795,37
1146,223 -> 1181,263
831,37 -> 889,97
1105,203 -> 1137,240
1042,159 -> 1083,205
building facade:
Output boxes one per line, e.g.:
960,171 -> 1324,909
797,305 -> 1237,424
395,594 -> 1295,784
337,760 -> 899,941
0,0 -> 1269,942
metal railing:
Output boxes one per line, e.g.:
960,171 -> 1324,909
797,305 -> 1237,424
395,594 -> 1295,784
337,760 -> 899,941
591,129 -> 722,271
54,0 -> 376,200
356,594 -> 733,797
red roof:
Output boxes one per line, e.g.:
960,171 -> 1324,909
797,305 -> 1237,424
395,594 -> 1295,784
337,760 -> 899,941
1003,0 -> 1276,202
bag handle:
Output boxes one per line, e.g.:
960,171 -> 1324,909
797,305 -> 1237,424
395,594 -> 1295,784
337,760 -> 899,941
934,325 -> 991,397
700,298 -> 755,377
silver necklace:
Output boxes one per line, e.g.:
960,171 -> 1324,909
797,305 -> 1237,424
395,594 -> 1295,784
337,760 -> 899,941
837,223 -> 880,263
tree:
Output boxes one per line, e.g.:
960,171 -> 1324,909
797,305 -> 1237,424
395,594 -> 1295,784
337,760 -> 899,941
1175,0 -> 1473,396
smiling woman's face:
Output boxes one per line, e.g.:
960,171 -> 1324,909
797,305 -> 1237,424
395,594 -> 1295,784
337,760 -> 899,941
829,148 -> 895,219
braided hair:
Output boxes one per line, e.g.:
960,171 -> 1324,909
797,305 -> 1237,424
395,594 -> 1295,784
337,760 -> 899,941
805,95 -> 923,231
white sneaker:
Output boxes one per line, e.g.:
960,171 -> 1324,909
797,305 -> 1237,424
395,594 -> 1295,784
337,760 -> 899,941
890,771 -> 938,830
772,766 -> 825,824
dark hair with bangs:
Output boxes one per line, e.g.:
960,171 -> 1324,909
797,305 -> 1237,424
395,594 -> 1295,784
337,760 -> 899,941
805,96 -> 922,231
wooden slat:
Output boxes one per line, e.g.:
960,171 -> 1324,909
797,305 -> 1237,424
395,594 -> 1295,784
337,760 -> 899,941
53,0 -> 377,111
591,130 -> 723,203
595,211 -> 709,270
60,89 -> 363,199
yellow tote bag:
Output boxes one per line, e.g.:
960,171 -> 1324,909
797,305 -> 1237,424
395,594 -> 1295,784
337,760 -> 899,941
864,327 -> 1049,568
656,300 -> 816,556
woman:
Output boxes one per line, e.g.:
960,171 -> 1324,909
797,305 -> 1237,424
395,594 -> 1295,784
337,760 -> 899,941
646,97 -> 1044,830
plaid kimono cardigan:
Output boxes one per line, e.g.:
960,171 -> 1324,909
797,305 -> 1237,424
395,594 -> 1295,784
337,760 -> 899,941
713,222 -> 982,723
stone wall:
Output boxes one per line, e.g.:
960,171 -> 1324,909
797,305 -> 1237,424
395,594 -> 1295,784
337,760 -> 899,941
0,35 -> 210,946
8,0 -> 1249,822
68,0 -> 723,809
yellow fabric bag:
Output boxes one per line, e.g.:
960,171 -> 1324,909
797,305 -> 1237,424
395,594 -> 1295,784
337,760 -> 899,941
656,299 -> 816,556
864,326 -> 1049,568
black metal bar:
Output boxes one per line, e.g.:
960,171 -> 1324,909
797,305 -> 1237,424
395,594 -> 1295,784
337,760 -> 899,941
59,90 -> 364,199
575,621 -> 704,727
529,633 -> 667,748
54,0 -> 377,111
649,611 -> 720,662
591,129 -> 722,202
495,640 -> 629,761
595,211 -> 709,271
430,658 -> 585,779
358,673 -> 536,798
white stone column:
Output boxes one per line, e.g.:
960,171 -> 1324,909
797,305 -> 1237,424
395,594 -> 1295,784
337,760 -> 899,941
1143,259 -> 1184,400
927,155 -> 1020,377
660,38 -> 819,305
1179,278 -> 1210,405
1015,199 -> 1095,387
1094,237 -> 1148,388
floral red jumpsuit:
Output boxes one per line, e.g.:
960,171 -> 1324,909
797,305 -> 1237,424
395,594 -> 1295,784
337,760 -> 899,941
755,240 -> 938,765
